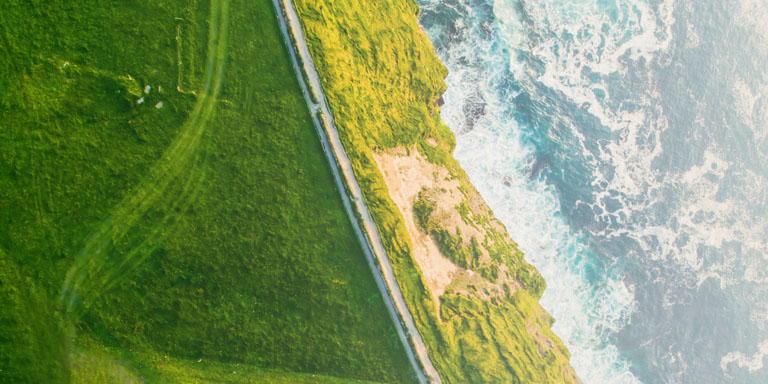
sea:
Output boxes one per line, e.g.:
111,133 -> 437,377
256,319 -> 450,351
414,0 -> 768,382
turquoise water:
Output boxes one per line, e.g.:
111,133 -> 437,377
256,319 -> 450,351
416,0 -> 768,382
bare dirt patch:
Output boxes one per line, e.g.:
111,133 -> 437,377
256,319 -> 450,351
374,147 -> 524,313
373,148 -> 459,305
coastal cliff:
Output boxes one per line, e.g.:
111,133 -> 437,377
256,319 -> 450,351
293,0 -> 580,382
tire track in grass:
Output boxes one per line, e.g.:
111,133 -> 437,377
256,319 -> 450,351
60,0 -> 229,319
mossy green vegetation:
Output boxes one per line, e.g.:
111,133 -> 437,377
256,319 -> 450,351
293,0 -> 580,382
1,0 -> 414,382
413,190 -> 480,271
70,334 -> 384,384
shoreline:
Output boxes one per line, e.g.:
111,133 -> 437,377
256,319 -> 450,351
288,0 -> 581,381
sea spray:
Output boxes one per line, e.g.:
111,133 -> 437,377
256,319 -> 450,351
417,0 -> 768,382
417,1 -> 641,382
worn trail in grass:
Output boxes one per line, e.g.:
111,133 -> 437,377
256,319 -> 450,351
60,0 -> 229,319
1,0 -> 416,381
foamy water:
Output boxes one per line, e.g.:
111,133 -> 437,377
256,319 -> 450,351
417,0 -> 768,382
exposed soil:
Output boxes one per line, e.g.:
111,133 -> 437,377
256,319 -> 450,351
373,148 -> 459,305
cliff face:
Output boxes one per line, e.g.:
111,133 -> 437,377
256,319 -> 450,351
293,0 -> 580,383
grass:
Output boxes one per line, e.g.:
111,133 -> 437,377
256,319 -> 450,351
293,0 -> 579,382
70,334 -> 385,384
1,0 -> 415,382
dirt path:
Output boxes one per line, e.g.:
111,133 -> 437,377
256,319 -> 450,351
272,1 -> 442,383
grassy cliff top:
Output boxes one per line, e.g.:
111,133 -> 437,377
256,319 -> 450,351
293,0 -> 580,382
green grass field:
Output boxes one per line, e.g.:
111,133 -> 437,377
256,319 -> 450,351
293,0 -> 579,382
0,0 -> 415,382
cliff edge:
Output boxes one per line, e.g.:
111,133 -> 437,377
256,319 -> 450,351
293,0 -> 581,383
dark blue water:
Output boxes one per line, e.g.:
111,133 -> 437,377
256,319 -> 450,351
415,0 -> 768,382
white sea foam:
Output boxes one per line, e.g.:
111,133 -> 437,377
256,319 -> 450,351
736,0 -> 768,47
721,340 -> 768,373
496,0 -> 768,280
448,102 -> 642,384
428,5 -> 642,381
629,150 -> 768,292
732,74 -> 768,145
493,0 -> 678,273
421,0 -> 768,381
495,0 -> 674,131
683,2 -> 700,50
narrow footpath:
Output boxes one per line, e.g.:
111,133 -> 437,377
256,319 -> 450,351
272,1 -> 443,383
